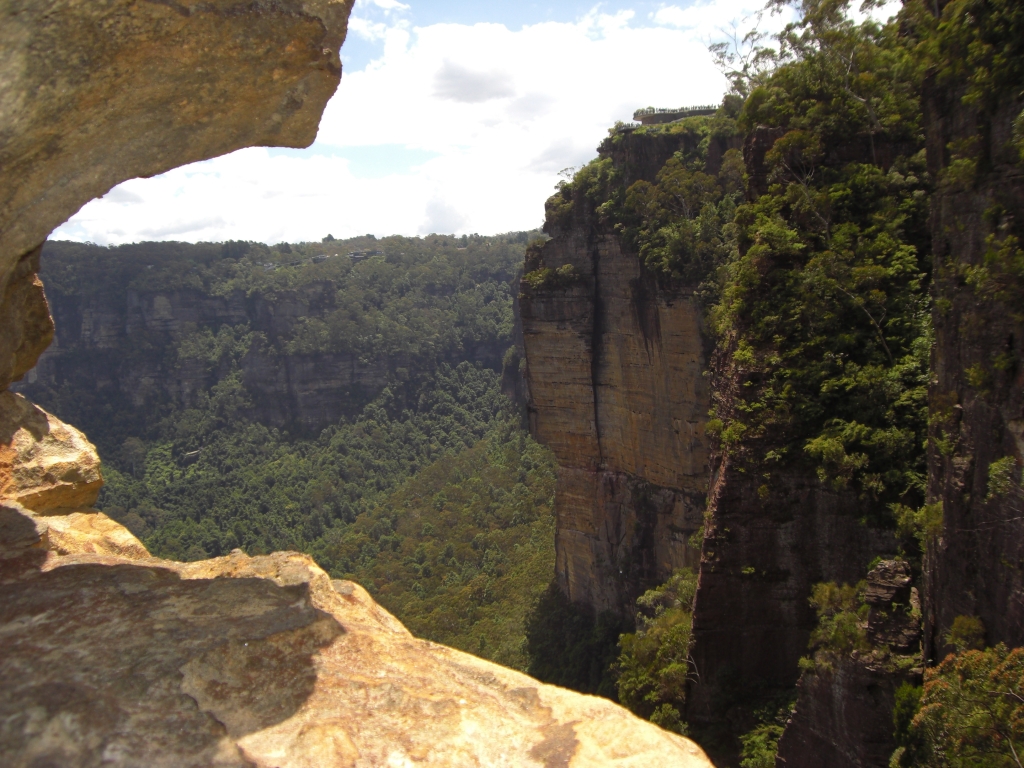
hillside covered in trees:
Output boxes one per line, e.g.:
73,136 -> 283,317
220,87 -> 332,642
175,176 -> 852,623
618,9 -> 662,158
18,232 -> 557,669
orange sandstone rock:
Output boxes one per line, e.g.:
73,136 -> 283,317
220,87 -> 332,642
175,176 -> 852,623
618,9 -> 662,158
0,391 -> 103,513
0,531 -> 715,768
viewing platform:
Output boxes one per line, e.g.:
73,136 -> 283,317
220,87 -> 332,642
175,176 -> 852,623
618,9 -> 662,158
633,104 -> 718,125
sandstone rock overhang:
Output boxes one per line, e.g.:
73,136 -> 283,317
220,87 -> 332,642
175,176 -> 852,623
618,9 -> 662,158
0,506 -> 713,766
0,0 -> 355,391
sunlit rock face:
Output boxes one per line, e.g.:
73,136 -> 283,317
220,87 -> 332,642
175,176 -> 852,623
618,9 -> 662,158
0,0 -> 355,392
0,391 -> 102,513
520,131 -> 716,615
0,512 -> 715,767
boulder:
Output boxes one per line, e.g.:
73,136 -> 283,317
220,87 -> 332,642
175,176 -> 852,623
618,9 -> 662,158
0,391 -> 103,513
0,528 -> 714,767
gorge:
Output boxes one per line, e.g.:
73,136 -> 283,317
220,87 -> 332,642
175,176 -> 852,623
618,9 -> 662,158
3,0 -> 1024,766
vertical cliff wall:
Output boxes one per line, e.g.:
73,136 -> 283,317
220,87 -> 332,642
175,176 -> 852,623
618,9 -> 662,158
923,55 -> 1024,657
520,129 -> 715,614
686,462 -> 896,726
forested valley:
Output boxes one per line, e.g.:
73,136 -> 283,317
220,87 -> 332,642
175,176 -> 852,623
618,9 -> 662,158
18,232 -> 557,670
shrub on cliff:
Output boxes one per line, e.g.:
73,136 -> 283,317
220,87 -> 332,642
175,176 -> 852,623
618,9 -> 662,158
802,581 -> 870,668
896,644 -> 1024,767
705,0 -> 933,516
614,568 -> 698,733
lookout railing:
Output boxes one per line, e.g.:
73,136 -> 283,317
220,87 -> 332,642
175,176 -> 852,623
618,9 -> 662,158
632,104 -> 718,122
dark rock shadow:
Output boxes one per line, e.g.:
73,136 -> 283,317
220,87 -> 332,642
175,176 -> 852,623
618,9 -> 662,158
0,558 -> 344,766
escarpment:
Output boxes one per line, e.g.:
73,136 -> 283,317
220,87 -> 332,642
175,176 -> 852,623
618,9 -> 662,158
0,1 -> 715,765
523,44 -> 965,757
520,127 -> 725,615
17,242 -> 510,435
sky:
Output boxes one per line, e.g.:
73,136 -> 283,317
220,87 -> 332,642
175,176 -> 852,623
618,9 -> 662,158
53,0 -> 796,245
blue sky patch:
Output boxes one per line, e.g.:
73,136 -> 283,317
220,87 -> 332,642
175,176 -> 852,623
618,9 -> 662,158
342,0 -> 674,72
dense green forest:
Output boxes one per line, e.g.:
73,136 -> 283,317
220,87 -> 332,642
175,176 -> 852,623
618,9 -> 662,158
24,232 -> 557,670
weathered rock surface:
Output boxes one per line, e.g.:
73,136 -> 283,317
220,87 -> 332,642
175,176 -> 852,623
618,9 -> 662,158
774,657 -> 912,768
0,0 -> 354,326
0,501 -> 714,767
521,133 -> 712,612
922,67 -> 1024,659
685,464 -> 897,733
0,246 -> 53,391
776,560 -> 922,768
0,391 -> 102,513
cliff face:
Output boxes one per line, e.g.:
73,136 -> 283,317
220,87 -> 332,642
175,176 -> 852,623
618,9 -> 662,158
19,242 -> 515,436
22,275 -> 398,434
523,116 -> 926,764
686,466 -> 896,725
775,561 -> 922,768
520,130 -> 716,614
923,74 -> 1024,656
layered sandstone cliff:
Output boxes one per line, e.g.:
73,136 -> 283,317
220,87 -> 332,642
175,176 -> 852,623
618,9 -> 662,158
522,121 -> 917,763
21,261 -> 394,433
18,240 -> 514,435
520,129 -> 717,614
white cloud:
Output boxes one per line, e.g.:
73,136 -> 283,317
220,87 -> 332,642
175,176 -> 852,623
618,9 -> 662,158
53,5 -> 762,244
368,0 -> 410,11
420,197 -> 468,234
433,60 -> 516,103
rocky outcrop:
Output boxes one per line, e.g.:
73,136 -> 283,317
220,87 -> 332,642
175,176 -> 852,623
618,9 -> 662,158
0,391 -> 102,513
775,560 -> 922,768
0,496 -> 714,767
0,0 -> 353,324
520,129 -> 714,613
922,70 -> 1024,658
685,462 -> 898,734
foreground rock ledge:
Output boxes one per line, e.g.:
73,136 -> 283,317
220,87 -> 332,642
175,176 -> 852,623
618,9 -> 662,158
0,515 -> 712,768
